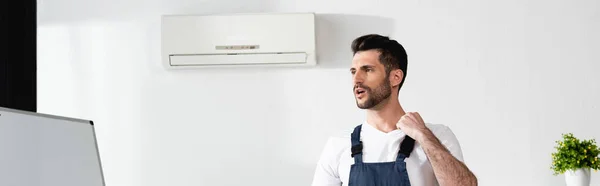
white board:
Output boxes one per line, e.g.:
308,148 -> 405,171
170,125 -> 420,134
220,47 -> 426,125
0,107 -> 105,186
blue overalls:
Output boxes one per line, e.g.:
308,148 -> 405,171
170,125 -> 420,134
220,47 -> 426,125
349,124 -> 415,186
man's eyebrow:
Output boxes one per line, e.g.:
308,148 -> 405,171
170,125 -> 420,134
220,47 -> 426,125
360,65 -> 375,69
350,65 -> 375,71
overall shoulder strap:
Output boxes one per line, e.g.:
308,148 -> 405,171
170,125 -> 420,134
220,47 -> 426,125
350,125 -> 363,164
397,135 -> 415,160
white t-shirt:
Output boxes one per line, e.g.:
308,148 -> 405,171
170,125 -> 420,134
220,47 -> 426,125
311,122 -> 464,186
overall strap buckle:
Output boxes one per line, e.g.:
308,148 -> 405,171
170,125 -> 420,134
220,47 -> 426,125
351,142 -> 363,157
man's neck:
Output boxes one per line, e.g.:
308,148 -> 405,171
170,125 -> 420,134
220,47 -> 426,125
366,97 -> 406,133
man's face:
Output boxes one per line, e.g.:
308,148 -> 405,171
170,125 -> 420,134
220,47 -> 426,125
350,50 -> 392,109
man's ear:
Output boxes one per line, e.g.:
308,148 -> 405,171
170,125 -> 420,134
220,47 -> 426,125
389,69 -> 404,87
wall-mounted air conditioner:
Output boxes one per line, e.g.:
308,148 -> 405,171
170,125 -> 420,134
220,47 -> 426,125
161,13 -> 317,69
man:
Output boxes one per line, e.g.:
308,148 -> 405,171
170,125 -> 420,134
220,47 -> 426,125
311,34 -> 477,186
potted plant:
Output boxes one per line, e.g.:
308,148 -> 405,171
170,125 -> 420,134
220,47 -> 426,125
551,133 -> 600,186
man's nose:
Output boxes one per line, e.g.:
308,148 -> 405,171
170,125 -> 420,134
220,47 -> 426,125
353,71 -> 364,84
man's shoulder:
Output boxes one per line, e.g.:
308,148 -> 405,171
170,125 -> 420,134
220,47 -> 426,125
316,128 -> 353,166
424,122 -> 465,161
325,128 -> 354,148
322,126 -> 360,152
424,123 -> 462,143
331,127 -> 354,139
424,123 -> 453,135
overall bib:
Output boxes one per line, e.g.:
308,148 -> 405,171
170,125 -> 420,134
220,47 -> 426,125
349,124 -> 415,186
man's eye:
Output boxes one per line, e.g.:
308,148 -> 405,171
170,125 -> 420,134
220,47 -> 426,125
366,69 -> 372,72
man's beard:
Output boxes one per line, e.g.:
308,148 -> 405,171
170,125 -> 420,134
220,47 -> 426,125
355,78 -> 392,109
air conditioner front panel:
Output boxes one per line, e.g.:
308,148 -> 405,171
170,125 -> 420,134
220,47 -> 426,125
161,13 -> 316,61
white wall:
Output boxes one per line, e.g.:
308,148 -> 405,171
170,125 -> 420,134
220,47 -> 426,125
37,0 -> 600,185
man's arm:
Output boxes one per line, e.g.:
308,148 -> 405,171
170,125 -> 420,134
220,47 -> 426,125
311,137 -> 343,186
417,128 -> 477,186
397,112 -> 477,186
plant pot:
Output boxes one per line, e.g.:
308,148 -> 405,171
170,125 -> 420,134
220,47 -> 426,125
565,168 -> 591,186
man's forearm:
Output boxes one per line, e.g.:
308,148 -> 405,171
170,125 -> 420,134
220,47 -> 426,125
417,129 -> 477,186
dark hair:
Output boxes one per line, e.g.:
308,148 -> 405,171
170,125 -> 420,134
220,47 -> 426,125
351,34 -> 408,92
